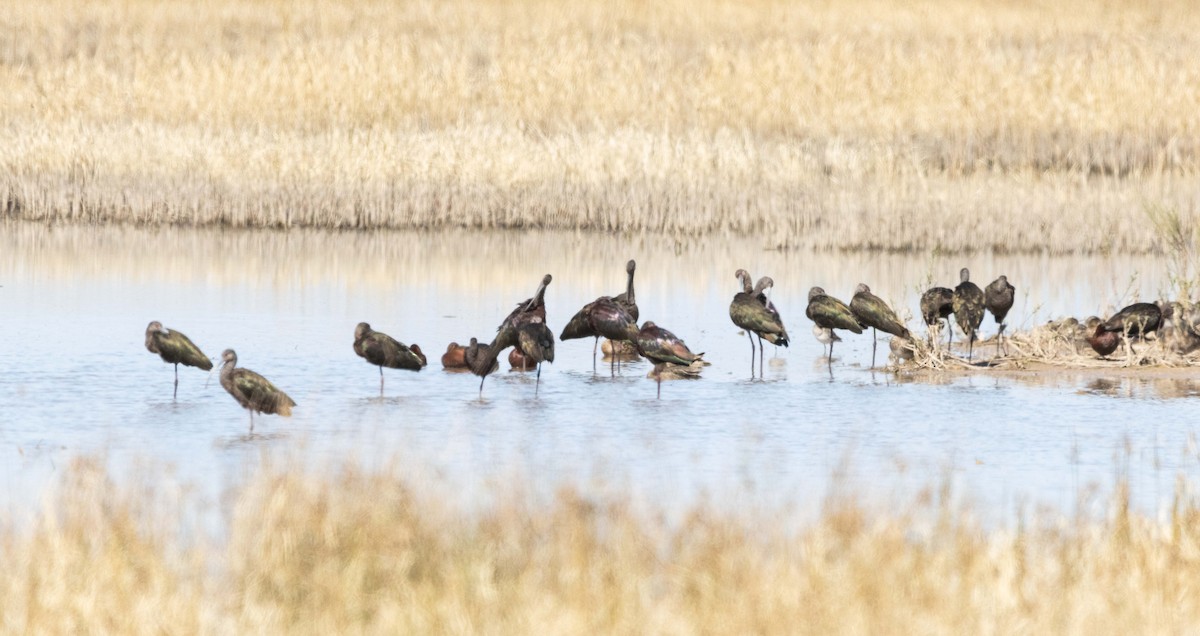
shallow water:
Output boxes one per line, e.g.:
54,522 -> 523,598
1,222 -> 1197,523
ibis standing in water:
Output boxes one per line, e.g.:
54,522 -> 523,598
984,275 -> 1016,356
805,287 -> 863,370
144,321 -> 213,399
729,270 -> 789,378
352,322 -> 426,395
218,349 -> 296,431
920,287 -> 955,349
848,283 -> 909,368
952,268 -> 986,362
635,321 -> 705,398
472,274 -> 555,396
464,337 -> 498,385
561,260 -> 639,369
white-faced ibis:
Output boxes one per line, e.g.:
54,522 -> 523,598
144,321 -> 213,399
472,274 -> 554,395
635,321 -> 705,398
561,260 -> 639,370
805,287 -> 863,370
1100,302 -> 1162,357
464,337 -> 498,390
353,322 -> 426,395
952,268 -> 986,362
984,275 -> 1016,356
849,283 -> 909,368
218,349 -> 296,431
442,342 -> 468,369
729,270 -> 789,378
919,286 -> 955,348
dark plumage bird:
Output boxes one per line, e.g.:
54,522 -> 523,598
1100,302 -> 1162,338
984,275 -> 1016,356
920,286 -> 955,348
952,268 -> 986,362
442,342 -> 468,369
218,349 -> 296,431
464,337 -> 498,384
1085,322 -> 1120,358
805,287 -> 862,369
635,321 -> 705,398
561,260 -> 639,370
353,322 -> 426,394
729,270 -> 789,378
849,283 -> 909,368
144,321 -> 213,399
472,274 -> 554,395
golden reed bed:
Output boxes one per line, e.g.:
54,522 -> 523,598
4,456 -> 1200,634
3,0 -> 1200,252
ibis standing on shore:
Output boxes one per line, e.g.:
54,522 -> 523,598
144,321 -> 213,399
352,322 -> 427,395
952,268 -> 986,362
984,275 -> 1016,356
848,283 -> 909,368
218,349 -> 296,431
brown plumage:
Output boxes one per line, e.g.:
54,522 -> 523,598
729,270 -> 789,378
353,322 -> 426,394
561,260 -> 639,370
806,286 -> 862,370
218,349 -> 296,431
144,320 -> 212,399
635,321 -> 705,398
984,275 -> 1016,356
920,286 -> 955,348
464,337 -> 498,382
472,274 -> 553,395
441,342 -> 468,369
952,268 -> 986,362
849,283 -> 909,368
1086,324 -> 1120,358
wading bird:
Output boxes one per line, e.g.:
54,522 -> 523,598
464,337 -> 497,390
805,287 -> 863,370
352,322 -> 426,394
952,268 -> 986,362
1085,318 -> 1120,358
144,321 -> 213,399
729,270 -> 789,378
984,275 -> 1016,356
920,287 -> 955,348
849,283 -> 909,368
635,321 -> 705,398
561,260 -> 639,369
472,274 -> 554,395
811,325 -> 841,357
441,342 -> 468,369
218,349 -> 296,431
1099,302 -> 1162,357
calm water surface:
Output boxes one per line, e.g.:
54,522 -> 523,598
2,222 -> 1198,523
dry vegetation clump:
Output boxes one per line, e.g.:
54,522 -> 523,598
3,0 -> 1200,251
4,456 -> 1200,633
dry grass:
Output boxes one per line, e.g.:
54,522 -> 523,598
3,0 -> 1200,251
5,456 -> 1200,634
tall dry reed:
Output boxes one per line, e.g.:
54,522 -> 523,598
3,0 -> 1200,251
2,455 -> 1200,634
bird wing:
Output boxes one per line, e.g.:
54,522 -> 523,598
851,293 -> 908,337
808,297 -> 863,333
158,330 -> 213,370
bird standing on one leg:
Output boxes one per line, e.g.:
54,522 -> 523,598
920,287 -> 955,350
849,283 -> 909,368
352,322 -> 426,395
218,349 -> 296,432
806,287 -> 863,372
144,321 -> 213,399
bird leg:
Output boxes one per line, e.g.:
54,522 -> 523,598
249,411 -> 255,433
871,328 -> 878,369
968,332 -> 974,363
592,336 -> 598,372
611,347 -> 616,378
173,363 -> 179,400
479,375 -> 486,397
379,365 -> 384,396
757,334 -> 765,378
746,331 -> 756,378
656,372 -> 662,399
535,363 -> 542,396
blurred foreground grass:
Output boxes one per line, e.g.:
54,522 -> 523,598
4,456 -> 1200,634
